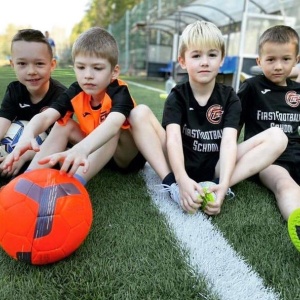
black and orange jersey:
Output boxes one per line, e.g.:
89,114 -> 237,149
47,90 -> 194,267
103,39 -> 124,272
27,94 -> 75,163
51,79 -> 136,135
162,81 -> 241,182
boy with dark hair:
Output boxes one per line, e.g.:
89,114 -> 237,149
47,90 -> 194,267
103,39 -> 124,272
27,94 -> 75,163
0,29 -> 66,177
238,25 -> 300,252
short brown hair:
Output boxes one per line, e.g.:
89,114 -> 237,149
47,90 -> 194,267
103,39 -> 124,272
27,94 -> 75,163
72,27 -> 119,67
258,25 -> 299,56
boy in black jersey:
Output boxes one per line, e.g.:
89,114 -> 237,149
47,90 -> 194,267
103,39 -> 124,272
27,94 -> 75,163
162,21 -> 287,215
0,29 -> 66,178
238,25 -> 300,252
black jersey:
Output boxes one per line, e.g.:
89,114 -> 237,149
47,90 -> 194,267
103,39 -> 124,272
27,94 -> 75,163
238,75 -> 300,142
162,81 -> 241,182
0,78 -> 66,121
238,75 -> 300,165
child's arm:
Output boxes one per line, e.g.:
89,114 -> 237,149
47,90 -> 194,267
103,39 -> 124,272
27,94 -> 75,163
166,123 -> 204,213
205,127 -> 237,215
38,111 -> 126,175
2,108 -> 61,171
0,117 -> 11,142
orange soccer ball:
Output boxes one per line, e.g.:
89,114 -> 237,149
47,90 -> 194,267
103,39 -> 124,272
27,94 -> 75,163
0,169 -> 93,265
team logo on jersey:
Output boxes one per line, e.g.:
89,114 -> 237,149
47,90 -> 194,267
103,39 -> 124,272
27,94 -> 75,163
285,91 -> 300,107
206,105 -> 223,124
19,103 -> 30,108
99,111 -> 108,123
261,89 -> 271,94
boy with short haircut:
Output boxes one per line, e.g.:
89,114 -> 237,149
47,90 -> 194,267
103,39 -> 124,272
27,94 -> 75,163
2,27 -> 174,188
162,20 -> 287,215
237,25 -> 300,252
0,29 -> 66,178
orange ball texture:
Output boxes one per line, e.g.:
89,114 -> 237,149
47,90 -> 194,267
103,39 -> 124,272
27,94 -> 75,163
0,169 -> 93,265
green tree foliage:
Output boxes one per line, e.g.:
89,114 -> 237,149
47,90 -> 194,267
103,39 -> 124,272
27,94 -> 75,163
0,24 -> 28,64
70,0 -> 142,41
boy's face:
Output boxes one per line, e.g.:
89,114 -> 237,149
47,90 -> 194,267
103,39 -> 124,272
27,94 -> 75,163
73,54 -> 119,100
10,41 -> 56,97
178,45 -> 223,86
256,41 -> 299,86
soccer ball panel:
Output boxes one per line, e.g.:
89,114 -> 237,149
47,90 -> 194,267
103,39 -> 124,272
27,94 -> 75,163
0,120 -> 47,157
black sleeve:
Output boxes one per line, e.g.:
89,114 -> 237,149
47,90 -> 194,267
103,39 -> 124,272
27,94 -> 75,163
0,86 -> 17,120
162,89 -> 185,128
50,82 -> 81,117
237,80 -> 252,127
223,87 -> 242,130
106,80 -> 135,118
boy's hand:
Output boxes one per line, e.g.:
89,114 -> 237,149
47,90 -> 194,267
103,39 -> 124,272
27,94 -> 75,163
0,155 -> 28,177
1,138 -> 40,172
177,177 -> 204,214
202,183 -> 228,215
38,148 -> 90,176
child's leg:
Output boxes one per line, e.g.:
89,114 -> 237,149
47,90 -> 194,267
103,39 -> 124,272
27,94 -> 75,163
75,133 -> 121,182
129,104 -> 172,181
259,165 -> 300,220
28,120 -> 85,169
216,127 -> 287,186
112,129 -> 140,169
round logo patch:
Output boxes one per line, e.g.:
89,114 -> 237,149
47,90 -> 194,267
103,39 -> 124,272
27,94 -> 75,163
206,104 -> 223,124
285,91 -> 300,107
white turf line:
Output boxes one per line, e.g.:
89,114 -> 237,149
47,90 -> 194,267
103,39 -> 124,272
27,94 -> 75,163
141,163 -> 280,300
126,80 -> 166,93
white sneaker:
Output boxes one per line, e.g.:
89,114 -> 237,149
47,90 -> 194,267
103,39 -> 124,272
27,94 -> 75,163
158,183 -> 180,205
226,188 -> 235,200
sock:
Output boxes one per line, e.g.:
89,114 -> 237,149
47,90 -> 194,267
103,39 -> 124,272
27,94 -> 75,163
162,172 -> 176,186
74,174 -> 87,186
212,177 -> 219,184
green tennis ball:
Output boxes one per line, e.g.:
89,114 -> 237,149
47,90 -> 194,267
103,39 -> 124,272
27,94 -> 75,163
201,187 -> 216,210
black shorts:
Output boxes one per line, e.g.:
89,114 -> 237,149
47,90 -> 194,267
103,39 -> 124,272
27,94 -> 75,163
273,142 -> 300,184
105,152 -> 146,174
272,161 -> 300,185
249,142 -> 300,185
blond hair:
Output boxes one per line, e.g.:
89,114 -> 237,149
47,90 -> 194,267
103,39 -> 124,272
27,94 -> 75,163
72,27 -> 119,67
178,21 -> 225,58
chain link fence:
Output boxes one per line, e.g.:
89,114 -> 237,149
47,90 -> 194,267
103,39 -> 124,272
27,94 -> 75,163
110,0 -> 193,76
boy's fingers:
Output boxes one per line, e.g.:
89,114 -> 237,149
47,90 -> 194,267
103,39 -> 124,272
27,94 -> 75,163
38,156 -> 51,165
81,160 -> 89,174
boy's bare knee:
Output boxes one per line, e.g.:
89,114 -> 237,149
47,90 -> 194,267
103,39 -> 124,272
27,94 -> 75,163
265,127 -> 288,151
268,127 -> 288,142
129,104 -> 150,124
